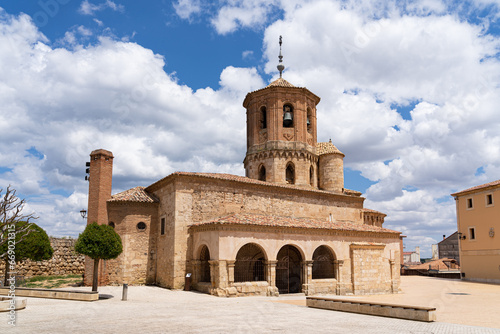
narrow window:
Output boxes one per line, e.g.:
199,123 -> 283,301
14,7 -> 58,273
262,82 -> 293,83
161,218 -> 166,235
258,165 -> 266,181
286,163 -> 295,184
486,194 -> 493,206
309,166 -> 314,186
467,198 -> 473,209
307,108 -> 312,133
260,107 -> 267,129
469,227 -> 476,240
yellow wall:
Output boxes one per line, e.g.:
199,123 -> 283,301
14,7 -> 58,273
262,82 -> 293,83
455,187 -> 500,283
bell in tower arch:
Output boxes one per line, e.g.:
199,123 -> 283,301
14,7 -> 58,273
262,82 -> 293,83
283,105 -> 293,128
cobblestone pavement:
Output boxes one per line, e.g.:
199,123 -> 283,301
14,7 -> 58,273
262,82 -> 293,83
1,277 -> 500,333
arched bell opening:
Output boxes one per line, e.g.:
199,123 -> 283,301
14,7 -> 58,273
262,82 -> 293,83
260,106 -> 267,129
283,104 -> 294,128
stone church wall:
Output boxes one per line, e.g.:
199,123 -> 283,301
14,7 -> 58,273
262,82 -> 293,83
150,174 -> 366,290
0,237 -> 84,280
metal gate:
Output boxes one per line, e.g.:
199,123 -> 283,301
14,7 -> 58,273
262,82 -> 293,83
276,245 -> 302,294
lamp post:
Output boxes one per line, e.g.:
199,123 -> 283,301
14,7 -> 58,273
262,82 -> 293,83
80,209 -> 87,219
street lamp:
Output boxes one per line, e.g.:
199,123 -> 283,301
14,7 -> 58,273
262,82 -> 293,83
80,209 -> 87,219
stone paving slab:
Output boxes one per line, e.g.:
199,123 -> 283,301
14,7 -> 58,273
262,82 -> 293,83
0,276 -> 499,333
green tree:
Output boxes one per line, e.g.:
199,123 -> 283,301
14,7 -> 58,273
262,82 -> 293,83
1,222 -> 54,286
75,222 -> 123,292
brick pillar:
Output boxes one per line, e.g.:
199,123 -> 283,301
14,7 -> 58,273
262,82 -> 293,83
84,149 -> 114,287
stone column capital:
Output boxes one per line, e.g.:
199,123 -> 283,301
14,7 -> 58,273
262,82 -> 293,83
226,260 -> 236,267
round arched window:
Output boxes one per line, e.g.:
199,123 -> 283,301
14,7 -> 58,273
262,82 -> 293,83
137,222 -> 147,231
108,222 -> 115,228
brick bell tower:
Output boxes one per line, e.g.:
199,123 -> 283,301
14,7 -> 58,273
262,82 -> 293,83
84,148 -> 114,286
243,36 -> 321,188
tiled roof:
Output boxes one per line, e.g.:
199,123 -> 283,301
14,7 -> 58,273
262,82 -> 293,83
148,172 -> 362,197
108,186 -> 159,203
316,141 -> 344,156
451,179 -> 500,196
190,213 -> 399,234
363,208 -> 386,216
408,258 -> 459,270
267,78 -> 295,88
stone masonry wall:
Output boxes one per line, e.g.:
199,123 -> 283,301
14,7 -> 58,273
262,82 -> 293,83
0,237 -> 84,279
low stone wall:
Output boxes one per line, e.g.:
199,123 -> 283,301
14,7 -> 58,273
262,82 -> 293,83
307,296 -> 436,322
0,238 -> 85,279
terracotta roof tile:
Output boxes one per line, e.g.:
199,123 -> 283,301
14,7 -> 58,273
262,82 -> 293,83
408,258 -> 459,270
316,141 -> 344,156
363,208 -> 387,216
190,213 -> 399,234
267,78 -> 295,88
451,179 -> 500,196
108,186 -> 159,203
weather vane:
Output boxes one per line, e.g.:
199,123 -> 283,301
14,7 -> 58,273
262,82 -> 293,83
277,35 -> 285,78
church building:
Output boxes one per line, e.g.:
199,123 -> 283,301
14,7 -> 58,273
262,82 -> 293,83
84,40 -> 401,296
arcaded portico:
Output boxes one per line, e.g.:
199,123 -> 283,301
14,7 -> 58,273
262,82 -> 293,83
189,214 -> 400,297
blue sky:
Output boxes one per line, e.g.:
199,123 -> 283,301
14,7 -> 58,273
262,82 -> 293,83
2,0 -> 500,257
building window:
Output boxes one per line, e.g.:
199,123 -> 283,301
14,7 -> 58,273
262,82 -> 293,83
260,106 -> 267,129
469,227 -> 476,240
258,165 -> 266,181
486,194 -> 494,206
466,198 -> 473,209
286,163 -> 295,184
108,222 -> 115,228
137,222 -> 147,231
283,104 -> 293,128
307,108 -> 312,133
309,166 -> 314,186
160,217 -> 166,235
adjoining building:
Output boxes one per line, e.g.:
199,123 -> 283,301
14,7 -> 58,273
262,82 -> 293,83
451,180 -> 500,284
438,232 -> 460,264
403,247 -> 421,266
84,42 -> 402,296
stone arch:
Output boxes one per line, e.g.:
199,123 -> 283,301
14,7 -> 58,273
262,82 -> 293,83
234,243 -> 267,282
198,245 -> 211,283
276,244 -> 303,294
286,162 -> 295,184
258,164 -> 266,181
312,245 -> 336,279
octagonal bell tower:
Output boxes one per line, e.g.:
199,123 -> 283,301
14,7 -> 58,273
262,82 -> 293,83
243,37 -> 321,188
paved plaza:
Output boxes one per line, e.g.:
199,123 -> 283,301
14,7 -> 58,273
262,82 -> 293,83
1,276 -> 499,333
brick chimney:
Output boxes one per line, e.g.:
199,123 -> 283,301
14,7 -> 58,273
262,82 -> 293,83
86,149 -> 114,225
